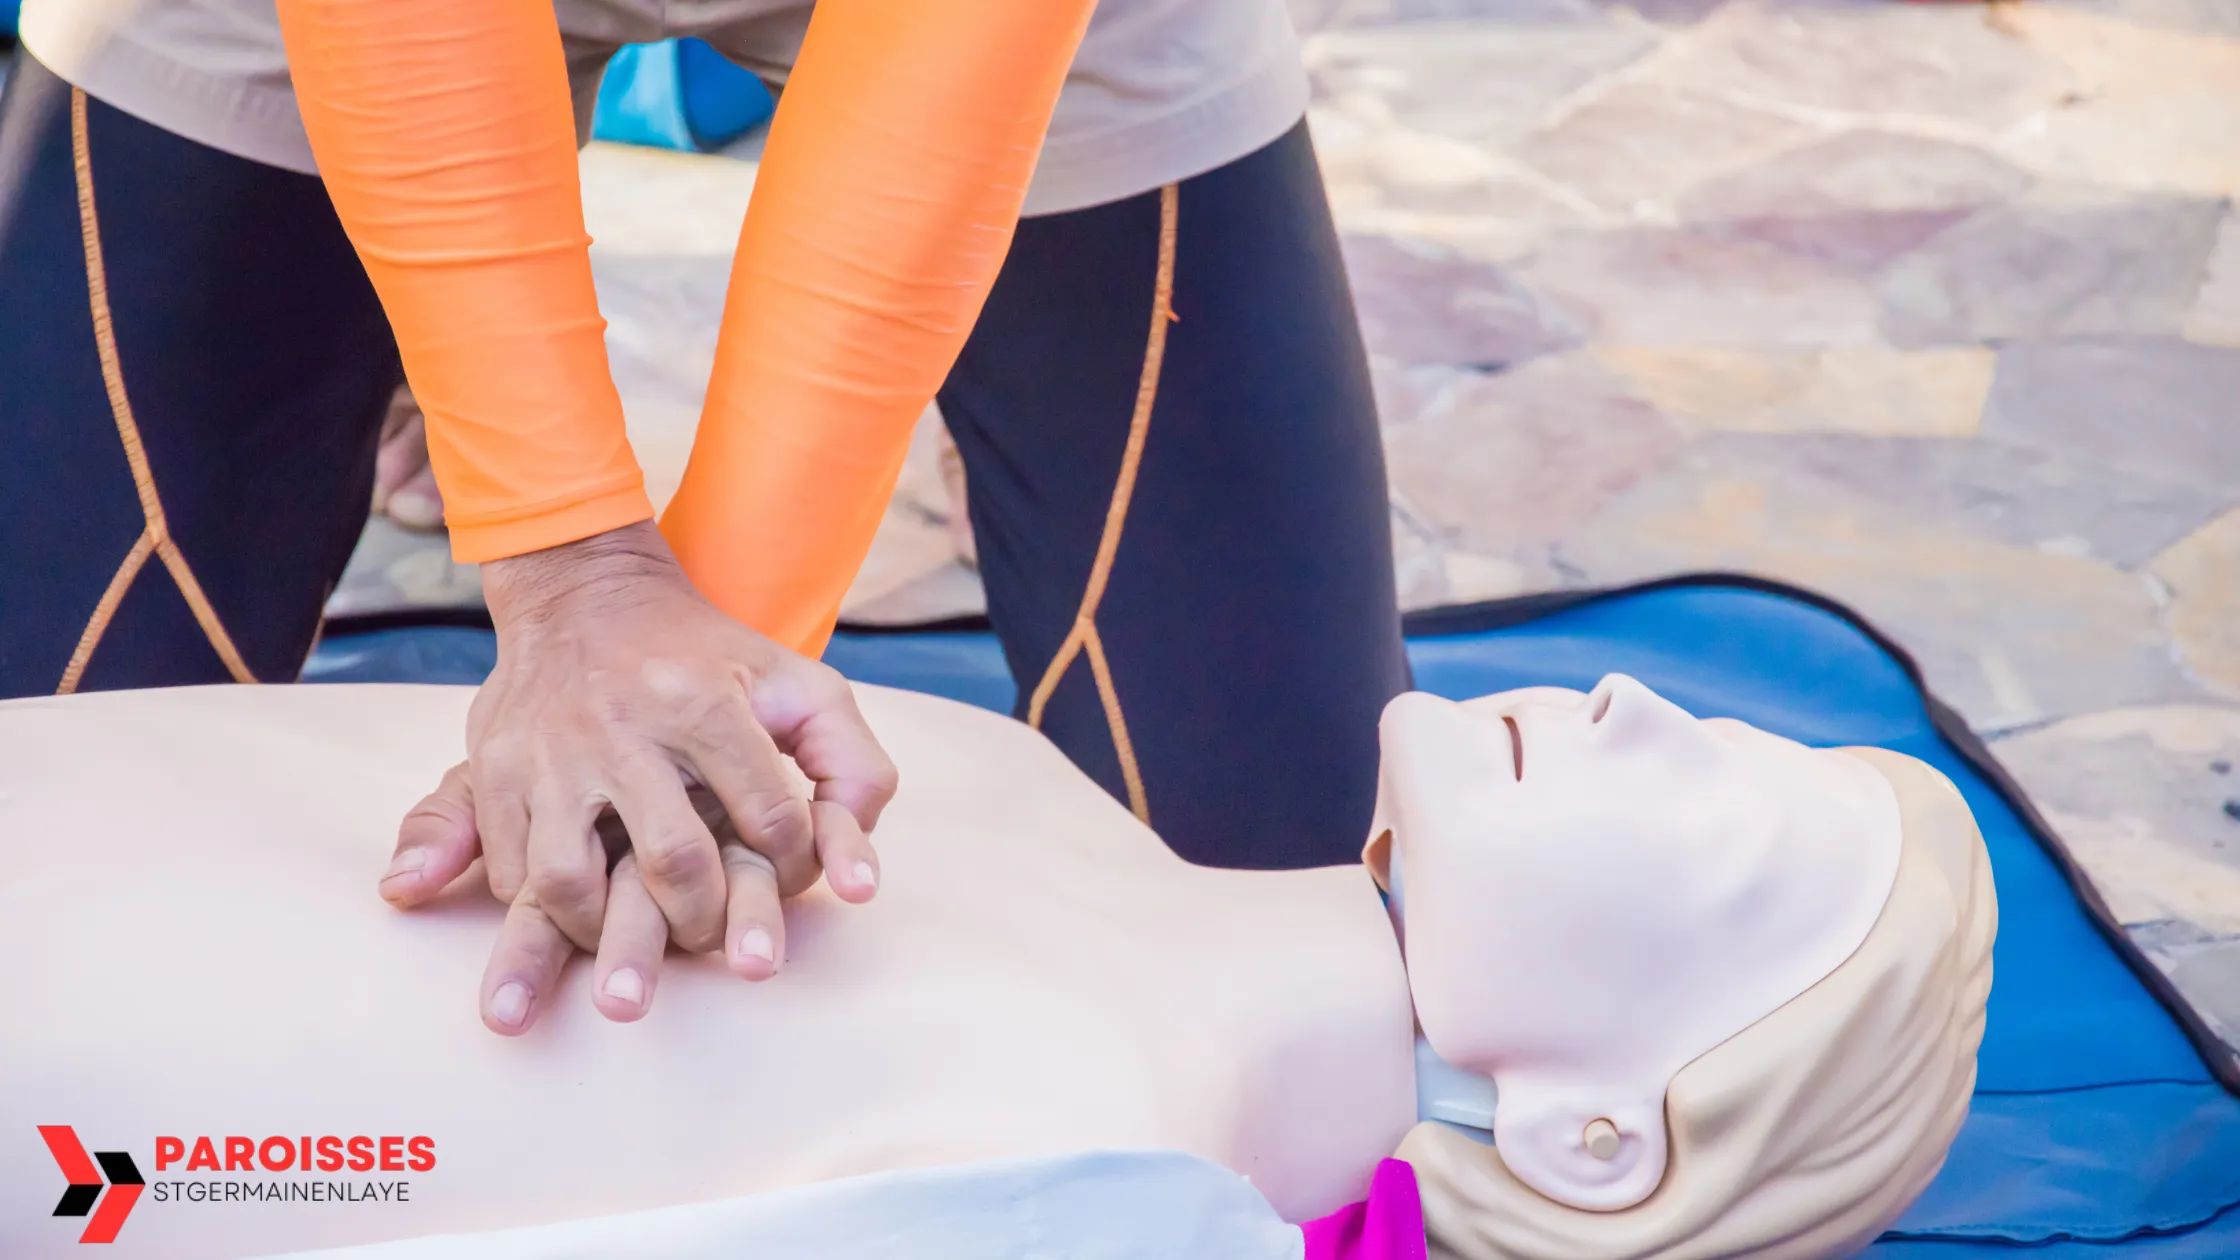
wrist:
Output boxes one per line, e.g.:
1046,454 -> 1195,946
483,520 -> 685,628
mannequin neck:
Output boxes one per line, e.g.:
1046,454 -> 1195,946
1378,856 -> 1499,1141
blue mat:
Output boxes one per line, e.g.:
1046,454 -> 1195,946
305,584 -> 2240,1255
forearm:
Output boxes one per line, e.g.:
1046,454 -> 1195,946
661,0 -> 1097,656
276,0 -> 651,563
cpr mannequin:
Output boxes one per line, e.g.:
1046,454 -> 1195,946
0,675 -> 1993,1260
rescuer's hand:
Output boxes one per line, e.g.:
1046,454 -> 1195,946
376,521 -> 895,1033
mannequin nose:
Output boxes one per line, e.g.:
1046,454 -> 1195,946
1585,674 -> 1631,724
1583,674 -> 1668,726
1582,675 -> 1725,766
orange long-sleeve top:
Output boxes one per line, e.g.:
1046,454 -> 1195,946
275,0 -> 1095,656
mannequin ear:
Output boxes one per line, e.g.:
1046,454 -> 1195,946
1364,824 -> 1394,892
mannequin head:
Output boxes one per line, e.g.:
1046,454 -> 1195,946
1365,677 -> 1994,1257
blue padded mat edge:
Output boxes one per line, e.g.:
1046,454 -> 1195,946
304,584 -> 2240,1253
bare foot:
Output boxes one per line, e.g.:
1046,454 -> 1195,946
373,384 -> 446,532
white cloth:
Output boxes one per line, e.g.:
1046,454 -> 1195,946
17,0 -> 1308,215
257,1150 -> 1307,1260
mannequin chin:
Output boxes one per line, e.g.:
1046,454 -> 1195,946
0,677 -> 1991,1260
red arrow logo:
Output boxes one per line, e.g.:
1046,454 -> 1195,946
38,1127 -> 144,1244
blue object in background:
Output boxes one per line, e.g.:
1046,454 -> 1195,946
305,583 -> 2240,1256
2,0 -> 19,37
590,39 -> 774,154
304,625 -> 497,687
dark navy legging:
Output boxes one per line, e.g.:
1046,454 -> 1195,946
0,51 -> 1410,869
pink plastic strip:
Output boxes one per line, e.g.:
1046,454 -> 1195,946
1300,1159 -> 1428,1260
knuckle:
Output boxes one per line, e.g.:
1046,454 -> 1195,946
866,757 -> 901,800
474,805 -> 531,859
638,827 -> 717,887
399,807 -> 456,842
680,692 -> 756,750
641,661 -> 745,726
406,789 -> 473,830
636,656 -> 700,701
801,663 -> 857,710
532,858 -> 605,912
721,842 -> 778,881
741,794 -> 814,852
473,730 -> 533,772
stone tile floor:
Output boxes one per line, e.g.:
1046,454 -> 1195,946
332,0 -> 2240,1048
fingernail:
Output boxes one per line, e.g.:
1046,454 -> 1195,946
852,861 -> 878,892
489,981 -> 531,1028
381,848 -> 428,885
737,927 -> 774,965
600,968 -> 644,1007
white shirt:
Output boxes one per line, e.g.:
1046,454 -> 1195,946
18,0 -> 1309,215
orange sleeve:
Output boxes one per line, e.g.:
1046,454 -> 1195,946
661,1 -> 1096,656
275,0 -> 652,564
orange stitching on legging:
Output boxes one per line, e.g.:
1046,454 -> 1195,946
56,527 -> 158,695
1079,626 -> 1146,821
61,88 -> 258,693
1023,182 -> 1176,825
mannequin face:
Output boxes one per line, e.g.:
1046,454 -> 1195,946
1369,675 -> 1901,1212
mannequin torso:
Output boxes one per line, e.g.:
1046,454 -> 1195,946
0,684 -> 1416,1259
